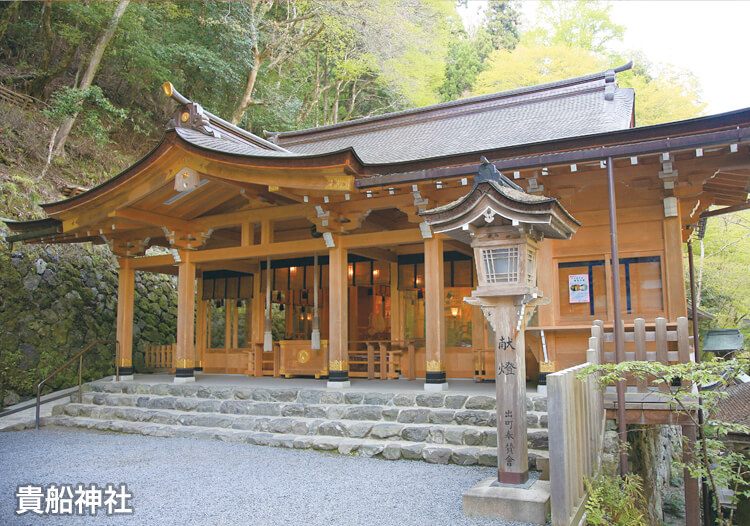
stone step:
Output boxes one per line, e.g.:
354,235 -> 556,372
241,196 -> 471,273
76,392 -> 548,431
55,403 -> 548,450
41,414 -> 549,469
77,391 -> 549,431
84,381 -> 549,412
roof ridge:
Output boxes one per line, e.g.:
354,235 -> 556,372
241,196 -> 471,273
270,63 -> 632,141
278,83 -> 606,148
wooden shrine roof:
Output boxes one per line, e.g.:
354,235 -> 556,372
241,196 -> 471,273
268,64 -> 635,164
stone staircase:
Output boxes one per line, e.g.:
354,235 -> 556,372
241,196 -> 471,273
44,381 -> 549,468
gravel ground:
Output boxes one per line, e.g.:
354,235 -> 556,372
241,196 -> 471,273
0,429 -> 542,526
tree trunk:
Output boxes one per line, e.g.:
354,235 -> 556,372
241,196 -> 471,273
230,46 -> 263,126
51,0 -> 129,158
0,1 -> 21,42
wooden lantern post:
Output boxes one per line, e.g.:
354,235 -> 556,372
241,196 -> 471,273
420,158 -> 579,484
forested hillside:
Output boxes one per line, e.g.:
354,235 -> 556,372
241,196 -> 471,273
0,1 -> 745,406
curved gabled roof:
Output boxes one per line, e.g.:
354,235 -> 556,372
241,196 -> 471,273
269,64 -> 635,164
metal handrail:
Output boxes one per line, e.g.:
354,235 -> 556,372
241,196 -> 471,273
35,340 -> 119,430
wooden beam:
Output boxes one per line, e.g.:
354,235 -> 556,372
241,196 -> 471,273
443,239 -> 472,257
194,204 -> 313,230
110,208 -> 196,232
699,200 -> 750,218
349,247 -> 398,263
130,254 -> 176,270
178,150 -> 355,192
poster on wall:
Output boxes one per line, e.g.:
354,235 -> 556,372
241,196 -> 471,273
568,274 -> 590,303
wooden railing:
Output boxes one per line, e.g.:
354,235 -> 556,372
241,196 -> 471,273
0,84 -> 38,109
348,340 -> 420,380
548,347 -> 605,526
144,343 -> 175,372
592,316 -> 693,393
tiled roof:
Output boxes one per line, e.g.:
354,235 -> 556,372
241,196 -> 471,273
175,128 -> 297,158
715,382 -> 750,429
270,68 -> 635,165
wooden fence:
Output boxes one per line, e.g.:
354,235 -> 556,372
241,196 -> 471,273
548,347 -> 605,526
592,316 -> 692,393
144,343 -> 175,372
0,84 -> 39,109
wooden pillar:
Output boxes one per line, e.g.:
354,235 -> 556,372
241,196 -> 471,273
328,240 -> 349,387
175,250 -> 196,383
663,215 -> 687,319
115,256 -> 135,377
390,262 -> 402,342
424,236 -> 447,390
195,276 -> 206,371
494,296 -> 529,484
682,423 -> 701,526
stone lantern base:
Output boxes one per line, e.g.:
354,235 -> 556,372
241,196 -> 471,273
462,478 -> 551,524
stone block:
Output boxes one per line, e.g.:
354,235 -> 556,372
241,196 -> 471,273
533,398 -> 547,412
320,391 -> 344,404
298,390 -> 323,404
445,428 -> 464,445
326,406 -> 345,420
462,478 -> 550,525
400,443 -> 424,460
397,408 -> 430,424
370,423 -> 402,439
195,400 -> 222,413
357,442 -> 384,457
363,392 -> 393,405
465,395 -> 495,410
381,408 -> 400,421
422,446 -> 452,464
317,421 -> 346,437
220,401 -> 248,415
454,410 -> 490,427
415,393 -> 445,408
452,447 -> 479,466
346,422 -> 373,438
401,426 -> 430,442
478,450 -> 498,467
281,404 -> 305,417
293,437 -> 314,449
251,389 -> 271,401
342,406 -> 382,421
392,394 -> 415,407
444,395 -> 468,409
269,389 -> 297,402
382,444 -> 402,460
344,392 -> 364,404
429,410 -> 455,425
338,439 -> 360,455
304,406 -> 327,418
463,428 -> 483,446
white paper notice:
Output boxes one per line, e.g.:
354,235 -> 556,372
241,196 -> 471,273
568,274 -> 590,303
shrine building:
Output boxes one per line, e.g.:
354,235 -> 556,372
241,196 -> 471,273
5,63 -> 750,390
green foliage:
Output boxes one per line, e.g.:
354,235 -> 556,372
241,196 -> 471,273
689,210 -> 750,344
44,86 -> 128,145
527,0 -> 624,53
582,359 -> 750,525
584,472 -> 649,525
474,43 -> 606,95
